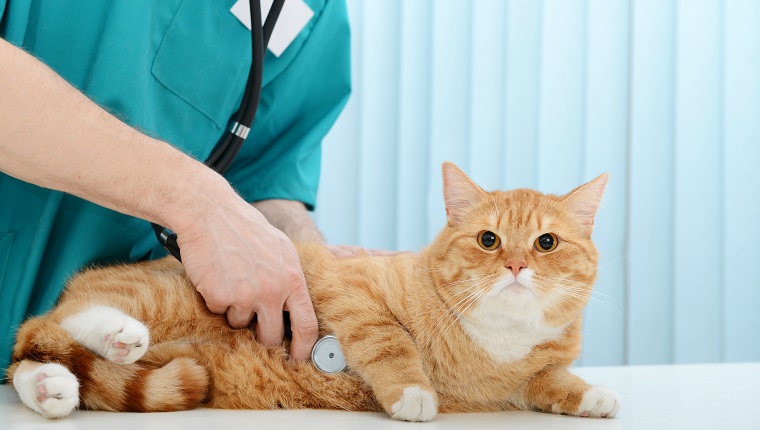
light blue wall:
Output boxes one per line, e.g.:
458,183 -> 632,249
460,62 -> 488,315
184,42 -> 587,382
314,0 -> 760,366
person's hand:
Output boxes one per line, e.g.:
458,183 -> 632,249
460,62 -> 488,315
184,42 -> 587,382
173,195 -> 319,361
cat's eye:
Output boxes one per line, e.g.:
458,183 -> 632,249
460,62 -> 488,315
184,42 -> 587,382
534,233 -> 559,252
477,231 -> 501,250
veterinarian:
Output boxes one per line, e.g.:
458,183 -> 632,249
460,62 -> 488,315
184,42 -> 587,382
0,1 -> 350,372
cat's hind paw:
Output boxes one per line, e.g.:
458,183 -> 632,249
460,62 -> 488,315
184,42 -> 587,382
572,385 -> 620,418
61,305 -> 150,364
390,386 -> 438,422
101,315 -> 150,364
14,363 -> 79,418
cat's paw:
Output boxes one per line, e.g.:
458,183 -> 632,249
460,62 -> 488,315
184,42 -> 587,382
61,306 -> 150,364
390,386 -> 438,422
572,385 -> 619,418
101,316 -> 150,364
14,363 -> 79,418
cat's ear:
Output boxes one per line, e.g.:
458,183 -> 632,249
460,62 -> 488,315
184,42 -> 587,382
562,173 -> 609,235
442,162 -> 488,226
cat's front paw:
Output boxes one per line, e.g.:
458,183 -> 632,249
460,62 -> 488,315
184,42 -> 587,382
571,385 -> 619,418
390,386 -> 438,422
14,363 -> 79,418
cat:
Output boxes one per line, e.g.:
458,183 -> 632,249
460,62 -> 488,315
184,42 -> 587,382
6,162 -> 619,422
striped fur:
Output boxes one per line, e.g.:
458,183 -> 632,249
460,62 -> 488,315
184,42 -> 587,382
7,163 -> 618,421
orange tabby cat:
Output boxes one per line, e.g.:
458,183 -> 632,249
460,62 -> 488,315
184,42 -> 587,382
6,162 -> 618,421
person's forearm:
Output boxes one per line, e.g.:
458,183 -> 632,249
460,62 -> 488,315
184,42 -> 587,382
0,38 -> 233,232
252,199 -> 325,244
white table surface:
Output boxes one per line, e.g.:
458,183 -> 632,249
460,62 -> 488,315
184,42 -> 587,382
3,362 -> 759,430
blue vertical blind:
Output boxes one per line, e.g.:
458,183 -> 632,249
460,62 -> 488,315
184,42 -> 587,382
314,0 -> 760,366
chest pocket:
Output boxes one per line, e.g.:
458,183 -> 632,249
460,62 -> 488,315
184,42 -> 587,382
152,0 -> 250,129
151,0 -> 321,130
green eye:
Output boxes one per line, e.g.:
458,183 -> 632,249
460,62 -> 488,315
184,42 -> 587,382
477,231 -> 501,250
534,233 -> 559,252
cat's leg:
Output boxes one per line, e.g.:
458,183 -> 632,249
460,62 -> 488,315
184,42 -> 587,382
513,366 -> 619,418
322,305 -> 437,421
60,305 -> 149,364
10,360 -> 79,418
11,313 -> 206,413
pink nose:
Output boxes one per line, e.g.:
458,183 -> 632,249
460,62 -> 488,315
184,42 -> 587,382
505,260 -> 527,277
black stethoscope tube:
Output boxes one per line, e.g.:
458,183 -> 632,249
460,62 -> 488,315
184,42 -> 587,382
152,0 -> 285,261
149,1 -> 344,361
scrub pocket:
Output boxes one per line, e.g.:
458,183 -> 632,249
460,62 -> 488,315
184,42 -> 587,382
151,0 -> 250,129
151,0 -> 322,130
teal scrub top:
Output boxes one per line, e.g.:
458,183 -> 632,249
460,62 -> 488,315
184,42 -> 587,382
0,0 -> 351,371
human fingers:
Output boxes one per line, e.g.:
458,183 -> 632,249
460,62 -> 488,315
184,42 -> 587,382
195,277 -> 234,315
205,302 -> 230,316
284,278 -> 319,361
254,306 -> 286,346
226,305 -> 256,329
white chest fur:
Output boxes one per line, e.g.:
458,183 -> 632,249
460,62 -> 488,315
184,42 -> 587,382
458,291 -> 565,363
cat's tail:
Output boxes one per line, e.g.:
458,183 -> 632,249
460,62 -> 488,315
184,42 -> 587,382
7,316 -> 209,413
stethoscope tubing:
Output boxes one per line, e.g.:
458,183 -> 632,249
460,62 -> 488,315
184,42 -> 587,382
153,0 -> 285,261
148,1 -> 346,372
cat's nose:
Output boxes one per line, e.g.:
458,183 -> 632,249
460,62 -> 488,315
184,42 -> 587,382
505,260 -> 527,277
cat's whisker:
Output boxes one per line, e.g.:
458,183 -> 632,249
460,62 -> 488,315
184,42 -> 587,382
536,285 -> 589,307
537,274 -> 591,288
538,275 -> 623,309
428,282 -> 498,351
436,274 -> 490,290
534,275 -> 608,302
537,277 -> 623,307
430,296 -> 472,333
431,287 -> 488,347
597,254 -> 629,270
416,273 -> 494,335
581,298 -> 625,321
445,276 -> 496,308
536,279 -> 599,305
429,275 -> 493,319
427,280 -> 494,351
535,278 -> 625,320
432,281 -> 488,328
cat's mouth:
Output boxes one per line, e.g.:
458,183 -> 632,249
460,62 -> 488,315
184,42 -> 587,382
505,281 -> 529,290
502,281 -> 531,294
489,276 -> 534,297
500,268 -> 534,292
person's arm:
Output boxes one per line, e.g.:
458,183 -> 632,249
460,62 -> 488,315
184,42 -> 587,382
0,38 -> 318,360
252,199 -> 325,244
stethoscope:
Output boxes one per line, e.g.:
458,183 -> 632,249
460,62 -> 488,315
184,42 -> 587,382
150,0 -> 346,374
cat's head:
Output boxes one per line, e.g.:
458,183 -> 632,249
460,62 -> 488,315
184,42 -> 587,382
429,162 -> 608,332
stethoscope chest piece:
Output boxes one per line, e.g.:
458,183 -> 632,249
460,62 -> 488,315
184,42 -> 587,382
311,335 -> 347,374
